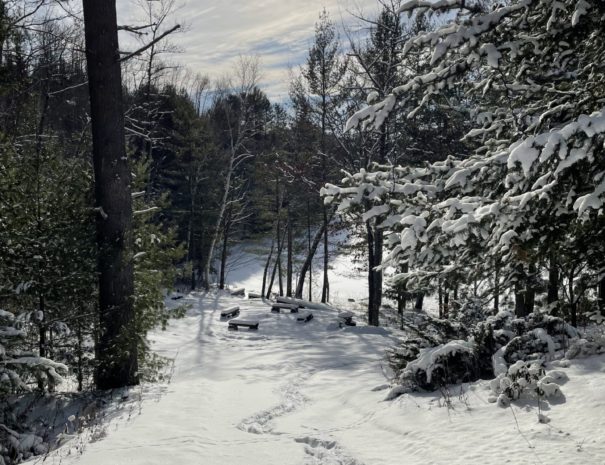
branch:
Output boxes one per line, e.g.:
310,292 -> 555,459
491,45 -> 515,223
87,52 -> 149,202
119,24 -> 181,63
118,23 -> 157,35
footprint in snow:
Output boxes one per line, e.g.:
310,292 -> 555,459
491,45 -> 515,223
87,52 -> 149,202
295,436 -> 365,465
237,376 -> 309,434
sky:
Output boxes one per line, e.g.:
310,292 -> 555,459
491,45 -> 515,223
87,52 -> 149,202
117,0 -> 381,101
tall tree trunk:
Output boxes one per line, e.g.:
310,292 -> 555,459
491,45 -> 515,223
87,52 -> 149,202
526,262 -> 536,314
366,223 -> 375,323
187,180 -> 196,290
307,200 -> 312,300
321,206 -> 329,303
261,235 -> 275,298
438,279 -> 443,319
204,158 -> 235,289
494,261 -> 500,313
277,218 -> 284,296
599,274 -> 605,316
514,263 -> 527,318
415,293 -> 424,311
218,208 -> 232,290
372,230 -> 383,323
366,223 -> 382,326
569,265 -> 577,327
548,252 -> 559,307
83,0 -> 138,389
295,219 -> 328,299
286,208 -> 293,297
267,226 -> 287,298
514,291 -> 526,318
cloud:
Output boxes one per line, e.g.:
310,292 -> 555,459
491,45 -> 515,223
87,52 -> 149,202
117,0 -> 379,101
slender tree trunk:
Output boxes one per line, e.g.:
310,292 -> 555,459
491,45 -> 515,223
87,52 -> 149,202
204,155 -> 235,289
548,252 -> 559,306
569,265 -> 577,327
367,223 -> 375,323
514,263 -> 527,318
267,226 -> 287,298
514,291 -> 526,317
307,200 -> 312,300
366,223 -> 382,326
295,219 -> 328,299
321,206 -> 329,303
443,288 -> 449,319
219,209 -> 232,290
83,0 -> 138,389
599,274 -> 605,315
453,284 -> 458,310
372,230 -> 383,323
187,181 -> 196,290
277,218 -> 284,296
494,261 -> 500,313
76,321 -> 84,392
286,208 -> 293,297
526,262 -> 536,314
261,236 -> 275,298
415,293 -> 424,311
438,279 -> 443,319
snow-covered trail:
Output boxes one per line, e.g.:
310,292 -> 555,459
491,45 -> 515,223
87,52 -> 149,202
42,292 -> 605,465
48,293 -> 399,465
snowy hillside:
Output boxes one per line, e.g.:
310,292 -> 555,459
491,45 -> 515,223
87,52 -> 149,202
37,291 -> 605,465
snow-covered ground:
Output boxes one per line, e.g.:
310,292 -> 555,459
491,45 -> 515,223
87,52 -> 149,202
38,291 -> 605,465
221,234 -> 439,317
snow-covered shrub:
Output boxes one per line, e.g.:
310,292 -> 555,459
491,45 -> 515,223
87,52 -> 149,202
388,309 -> 581,399
387,310 -> 468,374
402,340 -> 478,391
565,337 -> 605,360
0,309 -> 67,394
488,361 -> 566,408
449,298 -> 491,328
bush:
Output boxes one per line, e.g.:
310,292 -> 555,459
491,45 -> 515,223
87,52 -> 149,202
488,360 -> 567,408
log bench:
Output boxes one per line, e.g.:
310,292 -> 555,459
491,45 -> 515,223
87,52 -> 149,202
276,296 -> 305,308
271,303 -> 299,313
297,311 -> 314,323
230,287 -> 245,297
248,292 -> 262,299
220,306 -> 240,319
338,311 -> 356,327
228,319 -> 259,331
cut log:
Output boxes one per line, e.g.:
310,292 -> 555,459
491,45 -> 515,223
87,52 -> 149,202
271,303 -> 299,313
248,292 -> 262,299
228,319 -> 259,331
230,287 -> 245,296
220,306 -> 240,319
296,311 -> 314,323
276,296 -> 305,308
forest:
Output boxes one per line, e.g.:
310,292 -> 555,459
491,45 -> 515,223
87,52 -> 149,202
1,0 -> 605,464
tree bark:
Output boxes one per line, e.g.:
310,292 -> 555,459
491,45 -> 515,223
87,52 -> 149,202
494,261 -> 500,313
267,225 -> 287,298
295,219 -> 328,299
366,223 -> 382,326
599,274 -> 605,315
547,252 -> 559,306
218,207 -> 232,290
525,262 -> 536,314
286,208 -> 293,297
321,206 -> 329,303
261,235 -> 275,298
83,0 -> 138,389
307,201 -> 312,300
414,293 -> 424,311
